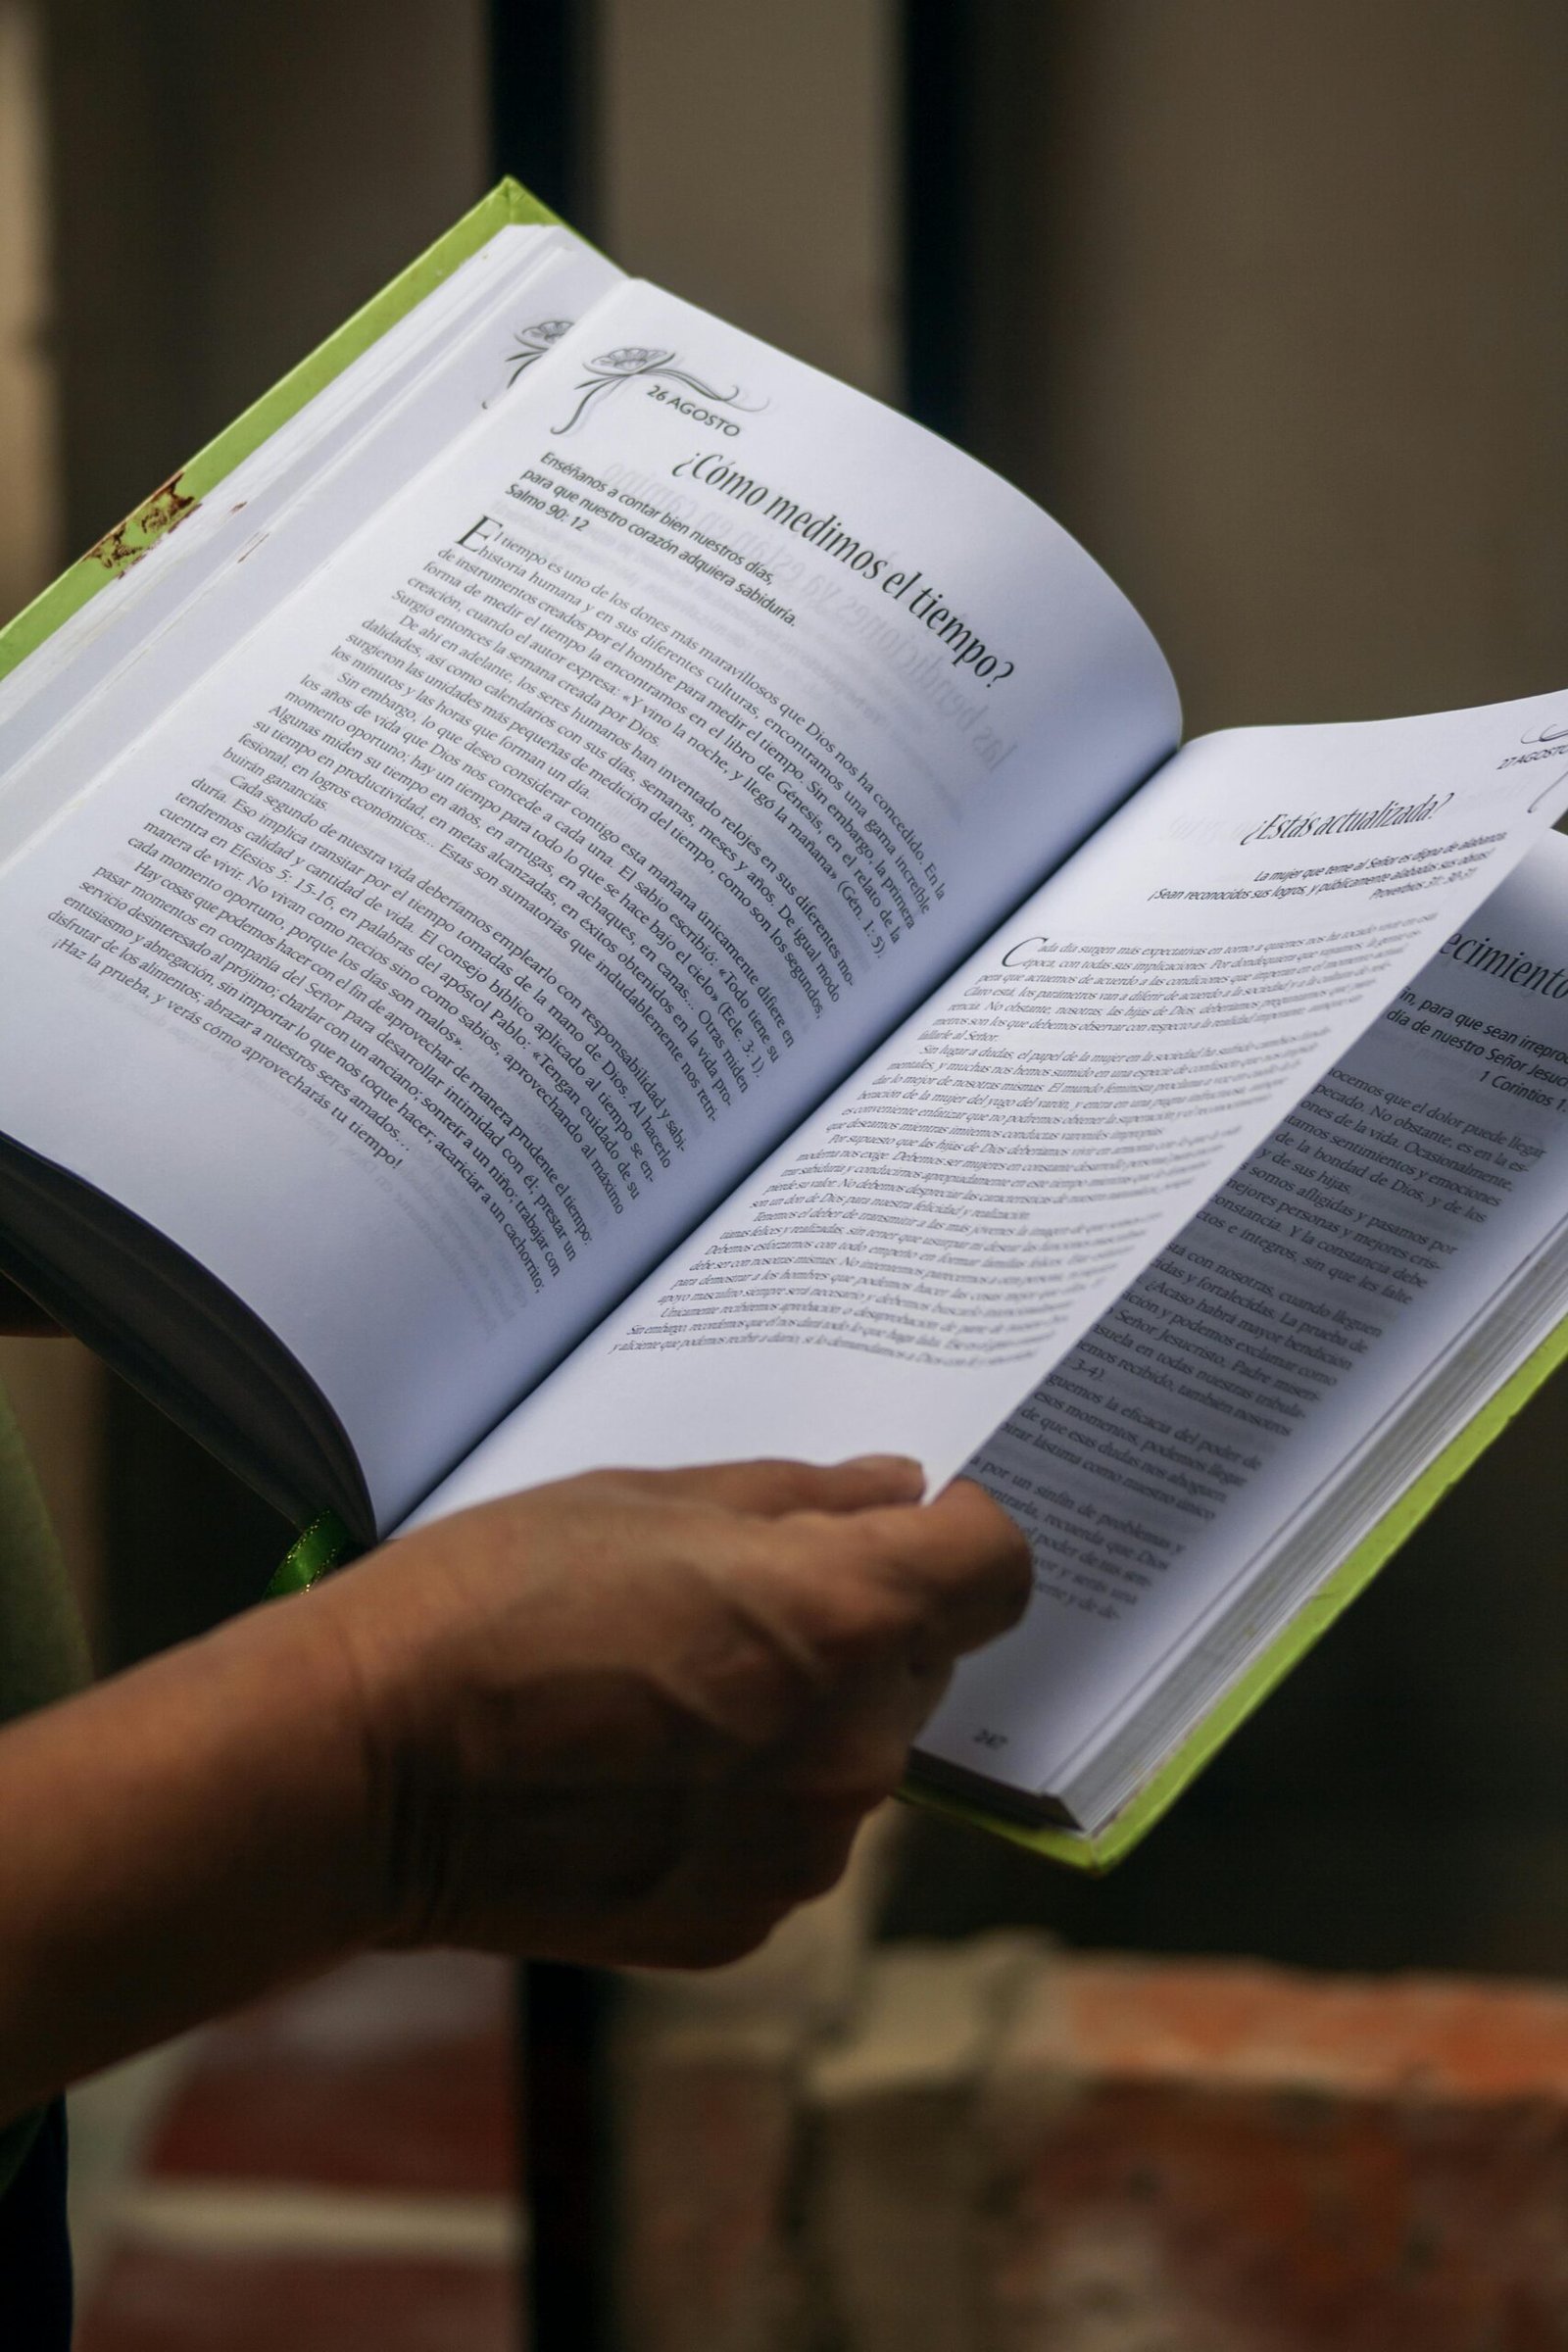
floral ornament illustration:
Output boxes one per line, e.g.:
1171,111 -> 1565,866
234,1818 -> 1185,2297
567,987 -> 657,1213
552,346 -> 767,435
480,318 -> 575,410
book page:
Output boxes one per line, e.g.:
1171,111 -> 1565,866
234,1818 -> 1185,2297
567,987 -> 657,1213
406,689 -> 1568,1532
0,275 -> 1175,1529
916,830 -> 1568,1803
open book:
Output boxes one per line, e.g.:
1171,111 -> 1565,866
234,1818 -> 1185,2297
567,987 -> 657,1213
3,184 -> 1567,1865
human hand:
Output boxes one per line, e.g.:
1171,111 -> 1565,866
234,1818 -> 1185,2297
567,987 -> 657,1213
0,1452 -> 1028,2118
315,1457 -> 1031,1969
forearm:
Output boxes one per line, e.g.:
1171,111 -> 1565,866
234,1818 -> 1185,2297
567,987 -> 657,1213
0,1591 -> 377,2124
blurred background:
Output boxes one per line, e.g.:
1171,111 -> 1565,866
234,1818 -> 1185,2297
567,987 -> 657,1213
2,3 -> 1566,2344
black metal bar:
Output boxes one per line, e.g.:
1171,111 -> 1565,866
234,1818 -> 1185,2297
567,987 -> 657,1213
489,0 -> 600,235
900,0 -> 981,436
517,1962 -> 613,2351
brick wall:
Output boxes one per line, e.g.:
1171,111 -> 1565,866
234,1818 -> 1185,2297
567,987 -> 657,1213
612,1891 -> 1568,2350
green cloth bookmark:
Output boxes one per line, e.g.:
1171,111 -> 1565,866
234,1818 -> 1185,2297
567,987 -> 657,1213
268,1512 -> 359,1599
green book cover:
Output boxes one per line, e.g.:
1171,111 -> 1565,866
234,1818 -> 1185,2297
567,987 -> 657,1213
0,180 -> 560,686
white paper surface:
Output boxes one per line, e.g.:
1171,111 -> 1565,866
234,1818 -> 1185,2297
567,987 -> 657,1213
0,273 -> 1175,1528
408,692 -> 1568,1533
920,830 -> 1568,1798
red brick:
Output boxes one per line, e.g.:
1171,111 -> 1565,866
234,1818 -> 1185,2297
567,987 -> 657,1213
1046,1955 -> 1568,2099
145,1952 -> 515,2196
980,1956 -> 1568,2352
75,2245 -> 515,2352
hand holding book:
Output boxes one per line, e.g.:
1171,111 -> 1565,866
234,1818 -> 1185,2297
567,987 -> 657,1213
316,1455 -> 1027,1963
0,1451 -> 1027,2123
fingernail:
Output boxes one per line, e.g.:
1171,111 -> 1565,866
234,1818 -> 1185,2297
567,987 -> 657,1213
844,1453 -> 925,1480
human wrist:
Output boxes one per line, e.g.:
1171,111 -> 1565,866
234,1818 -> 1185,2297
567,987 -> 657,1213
0,1586 -> 385,2121
304,1543 -> 471,1952
210,1581 -> 396,1954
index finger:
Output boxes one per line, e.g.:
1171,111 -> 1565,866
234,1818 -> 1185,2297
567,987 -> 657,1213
602,1455 -> 928,1520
